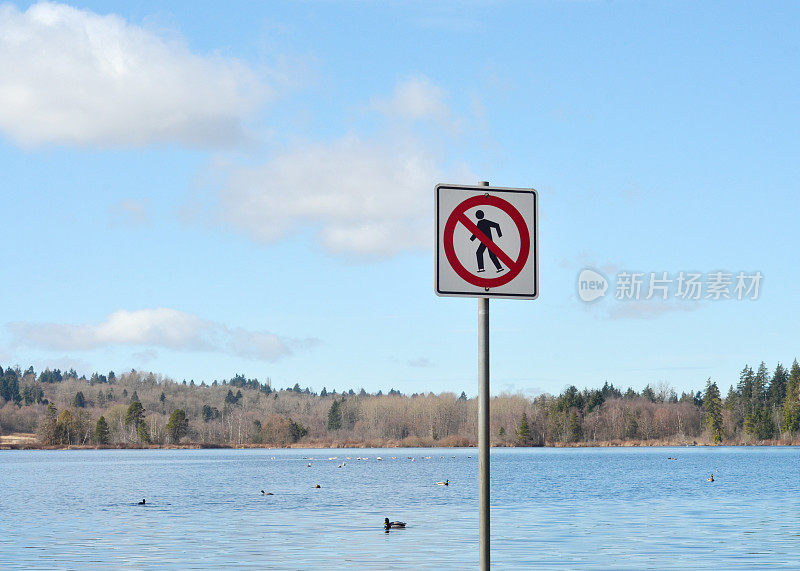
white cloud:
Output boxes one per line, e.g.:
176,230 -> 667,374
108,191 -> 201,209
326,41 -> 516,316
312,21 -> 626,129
219,134 -> 449,256
0,2 -> 265,147
372,76 -> 454,126
111,199 -> 150,225
8,308 -> 317,361
214,78 -> 472,258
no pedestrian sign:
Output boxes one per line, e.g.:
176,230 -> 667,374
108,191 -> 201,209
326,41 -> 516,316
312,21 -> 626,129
436,184 -> 538,299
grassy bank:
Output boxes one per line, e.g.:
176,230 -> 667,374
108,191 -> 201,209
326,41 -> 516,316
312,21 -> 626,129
4,432 -> 799,451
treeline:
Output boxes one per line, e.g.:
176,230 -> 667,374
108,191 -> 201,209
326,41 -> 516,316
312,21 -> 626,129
1,360 -> 799,448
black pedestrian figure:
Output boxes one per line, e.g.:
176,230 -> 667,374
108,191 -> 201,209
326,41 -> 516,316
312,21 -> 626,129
469,210 -> 504,273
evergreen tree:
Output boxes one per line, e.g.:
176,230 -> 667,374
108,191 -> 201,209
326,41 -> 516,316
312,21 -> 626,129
585,389 -> 604,413
517,412 -> 532,445
165,409 -> 189,443
125,401 -> 145,428
320,387 -> 327,397
569,411 -> 582,442
731,365 -> 755,432
39,403 -> 59,445
556,385 -> 584,411
137,422 -> 151,444
288,418 -> 308,442
768,363 -> 788,410
782,359 -> 800,434
1,367 -> 21,403
201,404 -> 221,422
73,391 -> 85,408
327,399 -> 342,431
747,362 -> 775,439
703,379 -> 724,444
754,362 -> 770,407
130,390 -> 139,403
22,384 -> 44,405
56,409 -> 74,445
94,416 -> 110,445
737,365 -> 755,402
600,381 -> 621,399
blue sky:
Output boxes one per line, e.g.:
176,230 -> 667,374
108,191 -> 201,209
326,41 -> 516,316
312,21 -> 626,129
1,1 -> 798,397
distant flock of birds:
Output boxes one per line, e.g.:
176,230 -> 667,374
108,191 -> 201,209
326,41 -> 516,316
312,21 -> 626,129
134,454 -> 457,530
135,455 -> 716,529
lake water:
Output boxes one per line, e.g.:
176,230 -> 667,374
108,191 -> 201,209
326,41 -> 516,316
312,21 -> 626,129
1,447 -> 799,569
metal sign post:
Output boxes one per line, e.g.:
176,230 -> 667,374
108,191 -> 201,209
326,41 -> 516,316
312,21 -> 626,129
435,180 -> 538,570
478,283 -> 490,569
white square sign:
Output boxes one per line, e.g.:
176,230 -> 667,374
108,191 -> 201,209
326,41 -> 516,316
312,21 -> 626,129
435,184 -> 538,299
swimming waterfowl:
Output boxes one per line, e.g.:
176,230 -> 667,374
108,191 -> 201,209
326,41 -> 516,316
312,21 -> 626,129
261,490 -> 273,495
436,480 -> 449,486
315,484 -> 321,488
138,499 -> 146,505
384,517 -> 406,530
707,474 -> 715,482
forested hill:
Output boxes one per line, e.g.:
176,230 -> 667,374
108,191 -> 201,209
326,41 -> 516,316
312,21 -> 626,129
1,360 -> 799,448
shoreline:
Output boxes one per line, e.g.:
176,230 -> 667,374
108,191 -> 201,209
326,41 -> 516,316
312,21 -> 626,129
3,433 -> 799,451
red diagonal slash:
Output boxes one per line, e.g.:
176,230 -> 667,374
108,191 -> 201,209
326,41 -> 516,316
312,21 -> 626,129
457,213 -> 519,273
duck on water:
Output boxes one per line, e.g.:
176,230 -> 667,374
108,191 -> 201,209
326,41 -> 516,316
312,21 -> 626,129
384,518 -> 406,530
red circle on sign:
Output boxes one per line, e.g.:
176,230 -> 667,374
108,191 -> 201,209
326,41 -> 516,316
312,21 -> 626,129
443,194 -> 531,288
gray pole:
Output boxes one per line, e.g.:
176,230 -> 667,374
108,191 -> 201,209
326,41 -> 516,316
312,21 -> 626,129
478,180 -> 490,570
